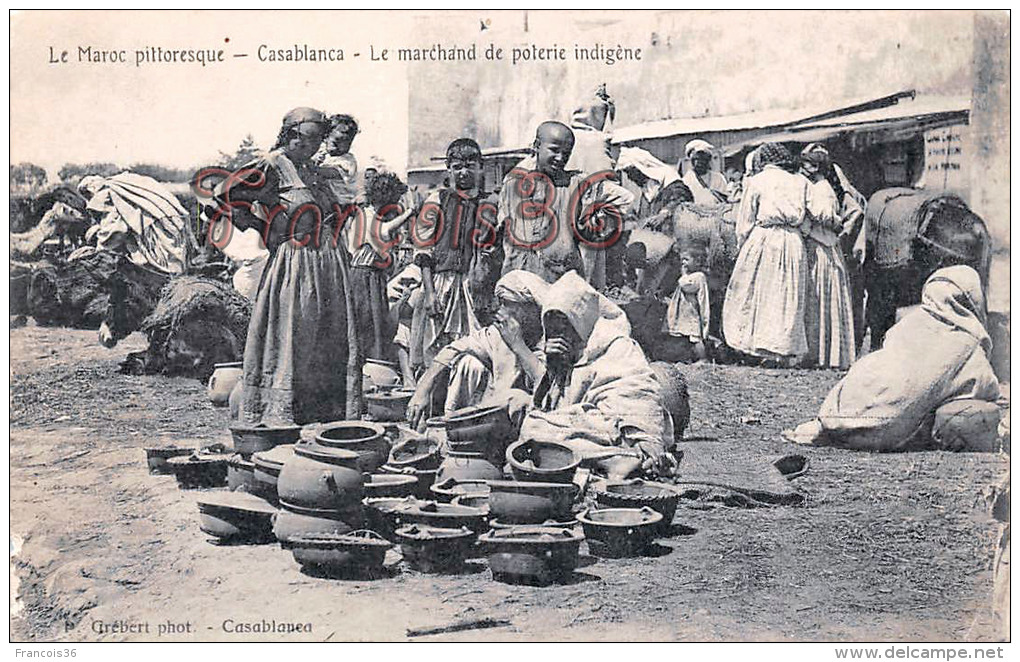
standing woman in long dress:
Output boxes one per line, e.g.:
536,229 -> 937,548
800,144 -> 856,369
722,143 -> 809,366
216,107 -> 362,425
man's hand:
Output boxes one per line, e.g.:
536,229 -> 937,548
406,389 -> 431,432
506,388 -> 533,422
544,338 -> 572,359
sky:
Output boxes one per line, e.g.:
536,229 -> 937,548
10,10 -> 415,179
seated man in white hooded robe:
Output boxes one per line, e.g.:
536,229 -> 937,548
518,271 -> 676,478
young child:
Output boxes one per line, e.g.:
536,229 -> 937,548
403,138 -> 499,375
315,114 -> 360,208
663,243 -> 712,363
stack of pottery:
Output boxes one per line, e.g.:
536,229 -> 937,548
380,432 -> 442,500
227,424 -> 301,495
484,439 -> 581,528
251,444 -> 296,504
435,404 -> 515,485
273,441 -> 365,544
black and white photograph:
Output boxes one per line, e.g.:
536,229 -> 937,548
7,9 -> 1011,650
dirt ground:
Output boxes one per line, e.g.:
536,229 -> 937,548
9,324 -> 1009,642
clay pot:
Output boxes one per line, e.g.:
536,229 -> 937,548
229,423 -> 301,458
363,359 -> 401,391
592,479 -> 680,534
364,388 -> 415,423
445,404 -> 513,444
276,442 -> 364,510
429,478 -> 491,503
208,362 -> 243,407
399,500 -> 489,533
478,526 -> 584,586
425,418 -> 448,454
436,452 -> 502,484
388,434 -> 441,471
506,439 -> 580,484
577,507 -> 663,558
144,446 -> 192,475
226,454 -> 257,493
451,493 -> 490,513
363,497 -> 420,540
196,492 -> 277,542
315,422 -> 389,473
488,517 -> 576,530
363,473 -> 419,499
168,454 -> 228,489
272,501 -> 363,544
380,465 -> 440,500
251,444 -> 295,505
395,525 -> 476,573
487,480 -> 578,524
285,531 -> 391,577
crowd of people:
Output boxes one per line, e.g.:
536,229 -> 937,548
194,98 -> 1002,475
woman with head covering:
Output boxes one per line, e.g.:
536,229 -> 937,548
799,143 -> 857,368
783,266 -> 1001,451
722,142 -> 810,366
213,107 -> 361,425
680,139 -> 729,205
405,270 -> 550,429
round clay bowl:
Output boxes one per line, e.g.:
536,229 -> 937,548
286,531 -> 391,577
592,479 -> 680,534
395,524 -> 476,573
315,422 -> 389,473
487,480 -> 578,524
228,424 -> 301,458
380,465 -> 440,500
362,497 -> 420,540
273,501 -> 362,543
144,446 -> 192,475
364,388 -> 415,423
364,473 -> 419,499
169,454 -> 228,489
506,439 -> 580,484
387,434 -> 441,471
451,493 -> 491,513
576,507 -> 663,558
478,526 -> 584,586
488,517 -> 576,530
445,404 -> 513,443
196,491 -> 277,542
429,478 -> 491,503
400,500 -> 489,533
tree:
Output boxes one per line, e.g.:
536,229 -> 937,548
10,163 -> 48,190
128,163 -> 194,183
58,162 -> 121,183
217,134 -> 261,170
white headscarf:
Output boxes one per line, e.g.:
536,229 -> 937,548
684,139 -> 715,160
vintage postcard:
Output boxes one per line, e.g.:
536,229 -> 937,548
8,9 -> 1010,649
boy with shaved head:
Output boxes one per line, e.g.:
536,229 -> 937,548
498,120 -> 633,289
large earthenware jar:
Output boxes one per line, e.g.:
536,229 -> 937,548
315,421 -> 390,473
276,442 -> 364,510
208,362 -> 243,407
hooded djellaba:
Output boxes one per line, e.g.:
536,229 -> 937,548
519,271 -> 677,478
783,265 -> 1002,452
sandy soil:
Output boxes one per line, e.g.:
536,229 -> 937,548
9,325 -> 1008,642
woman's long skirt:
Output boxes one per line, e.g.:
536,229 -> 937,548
241,242 -> 362,426
349,265 -> 396,363
805,240 -> 856,369
722,225 -> 808,359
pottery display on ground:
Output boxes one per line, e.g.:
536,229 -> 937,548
592,479 -> 681,534
229,423 -> 301,458
487,480 -> 578,524
315,421 -> 389,473
478,526 -> 585,586
196,491 -> 277,542
576,507 -> 663,558
207,362 -> 243,407
275,442 -> 364,510
251,444 -> 295,505
395,524 -> 476,573
168,453 -> 229,489
144,446 -> 193,475
285,530 -> 391,577
506,439 -> 580,484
